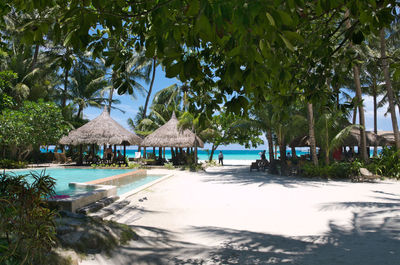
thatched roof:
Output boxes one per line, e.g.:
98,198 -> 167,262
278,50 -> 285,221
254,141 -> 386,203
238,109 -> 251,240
59,107 -> 142,146
377,131 -> 397,146
289,136 -> 313,148
141,112 -> 204,148
341,128 -> 385,146
289,129 -> 386,148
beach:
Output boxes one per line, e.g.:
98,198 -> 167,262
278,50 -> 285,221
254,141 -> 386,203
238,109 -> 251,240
80,165 -> 400,265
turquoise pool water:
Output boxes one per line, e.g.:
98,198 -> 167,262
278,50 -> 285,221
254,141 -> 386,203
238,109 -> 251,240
117,175 -> 163,195
7,168 -> 135,195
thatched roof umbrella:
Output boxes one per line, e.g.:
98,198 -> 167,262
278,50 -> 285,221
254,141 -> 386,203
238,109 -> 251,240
377,131 -> 396,146
341,128 -> 385,147
59,107 -> 142,163
289,136 -> 312,148
141,112 -> 204,163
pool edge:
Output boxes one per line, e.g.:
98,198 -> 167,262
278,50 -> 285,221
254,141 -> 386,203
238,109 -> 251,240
118,173 -> 174,201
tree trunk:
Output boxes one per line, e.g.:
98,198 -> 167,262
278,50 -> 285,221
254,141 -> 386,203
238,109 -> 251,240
108,88 -> 114,114
307,102 -> 318,165
30,44 -> 40,71
62,67 -> 69,108
76,105 -> 83,118
373,77 -> 378,157
142,57 -> 157,119
353,65 -> 368,162
325,118 -> 330,165
345,10 -> 367,162
209,144 -> 218,162
291,146 -> 297,158
352,103 -> 357,124
279,142 -> 286,161
380,28 -> 400,150
266,130 -> 274,161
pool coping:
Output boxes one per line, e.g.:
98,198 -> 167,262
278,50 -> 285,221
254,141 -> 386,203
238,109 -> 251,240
85,169 -> 147,185
118,173 -> 174,201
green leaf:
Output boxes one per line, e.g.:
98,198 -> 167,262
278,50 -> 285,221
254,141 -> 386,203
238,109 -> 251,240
197,14 -> 213,40
186,0 -> 200,16
266,12 -> 275,26
280,34 -> 295,51
63,29 -> 77,47
352,31 -> 364,45
277,10 -> 293,26
165,62 -> 181,78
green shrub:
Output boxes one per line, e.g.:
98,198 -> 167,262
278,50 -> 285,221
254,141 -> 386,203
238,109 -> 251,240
301,161 -> 362,179
0,171 -> 58,264
0,159 -> 27,169
368,147 -> 400,178
164,162 -> 174,170
128,162 -> 140,169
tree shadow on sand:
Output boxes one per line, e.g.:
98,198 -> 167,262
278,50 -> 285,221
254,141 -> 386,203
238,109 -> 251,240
201,165 -> 347,189
90,192 -> 400,264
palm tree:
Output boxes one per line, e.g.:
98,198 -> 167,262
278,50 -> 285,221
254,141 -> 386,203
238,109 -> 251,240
68,57 -> 108,118
379,27 -> 400,150
128,84 -> 180,137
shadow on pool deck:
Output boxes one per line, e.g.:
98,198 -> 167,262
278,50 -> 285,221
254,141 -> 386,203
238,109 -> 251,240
85,192 -> 400,265
200,165 -> 349,189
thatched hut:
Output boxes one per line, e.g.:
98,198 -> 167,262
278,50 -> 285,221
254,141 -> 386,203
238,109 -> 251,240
341,128 -> 385,147
289,136 -> 312,148
141,112 -> 204,163
59,107 -> 142,163
377,131 -> 396,146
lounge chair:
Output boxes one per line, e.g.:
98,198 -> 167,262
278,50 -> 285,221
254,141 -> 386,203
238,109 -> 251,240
250,159 -> 268,172
134,152 -> 142,161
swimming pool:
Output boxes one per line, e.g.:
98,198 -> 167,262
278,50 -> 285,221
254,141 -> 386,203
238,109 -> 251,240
7,168 -> 136,195
116,175 -> 163,195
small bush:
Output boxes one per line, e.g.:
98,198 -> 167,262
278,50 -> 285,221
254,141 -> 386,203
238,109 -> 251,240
0,159 -> 27,169
368,147 -> 400,179
0,171 -> 58,264
164,162 -> 174,170
301,160 -> 362,179
128,162 -> 140,169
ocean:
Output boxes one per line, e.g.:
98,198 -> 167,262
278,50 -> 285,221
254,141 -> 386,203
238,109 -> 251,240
42,147 -> 382,161
43,147 -> 310,161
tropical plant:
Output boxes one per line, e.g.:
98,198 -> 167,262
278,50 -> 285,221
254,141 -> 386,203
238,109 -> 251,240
0,171 -> 57,264
368,146 -> 400,178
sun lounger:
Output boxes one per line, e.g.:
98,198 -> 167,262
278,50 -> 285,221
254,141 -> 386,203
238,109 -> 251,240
351,168 -> 381,182
250,159 -> 268,172
134,152 -> 142,161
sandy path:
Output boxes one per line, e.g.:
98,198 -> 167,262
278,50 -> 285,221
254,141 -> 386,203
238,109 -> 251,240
81,166 -> 400,265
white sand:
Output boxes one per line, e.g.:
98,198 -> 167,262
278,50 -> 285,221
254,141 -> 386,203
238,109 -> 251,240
81,166 -> 400,265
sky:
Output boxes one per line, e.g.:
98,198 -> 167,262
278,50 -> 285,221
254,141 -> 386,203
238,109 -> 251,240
84,66 -> 395,151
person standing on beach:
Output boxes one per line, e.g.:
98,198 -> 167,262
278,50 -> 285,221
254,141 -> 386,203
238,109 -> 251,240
218,151 -> 224,165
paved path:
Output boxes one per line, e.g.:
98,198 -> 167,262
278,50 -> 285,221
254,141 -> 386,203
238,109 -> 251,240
81,166 -> 400,265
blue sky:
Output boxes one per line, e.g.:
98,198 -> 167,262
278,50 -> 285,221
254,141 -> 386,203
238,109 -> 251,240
84,67 -> 395,150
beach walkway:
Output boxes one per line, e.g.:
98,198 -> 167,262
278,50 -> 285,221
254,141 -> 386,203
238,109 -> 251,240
81,165 -> 400,265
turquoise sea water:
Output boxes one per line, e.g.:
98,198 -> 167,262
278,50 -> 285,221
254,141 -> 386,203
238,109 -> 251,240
43,147 -> 381,161
8,168 -> 134,195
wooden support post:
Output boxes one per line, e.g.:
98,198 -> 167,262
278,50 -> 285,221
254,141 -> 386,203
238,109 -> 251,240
79,144 -> 83,165
195,145 -> 198,164
113,145 -> 116,163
